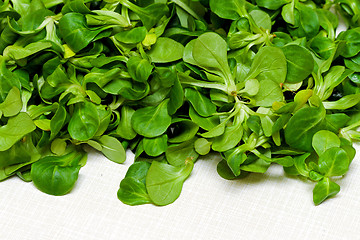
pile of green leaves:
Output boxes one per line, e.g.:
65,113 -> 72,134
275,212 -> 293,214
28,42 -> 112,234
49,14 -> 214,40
1,0 -> 360,206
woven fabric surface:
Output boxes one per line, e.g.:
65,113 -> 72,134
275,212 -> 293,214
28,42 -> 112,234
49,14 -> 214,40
0,145 -> 359,240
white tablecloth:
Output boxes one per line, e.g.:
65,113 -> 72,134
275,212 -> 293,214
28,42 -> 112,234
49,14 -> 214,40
1,145 -> 359,240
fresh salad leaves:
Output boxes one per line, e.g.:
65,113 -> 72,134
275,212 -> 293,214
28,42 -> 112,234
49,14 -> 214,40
0,0 -> 359,207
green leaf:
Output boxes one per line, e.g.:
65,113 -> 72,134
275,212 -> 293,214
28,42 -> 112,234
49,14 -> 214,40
253,79 -> 284,107
59,12 -> 111,52
118,0 -> 168,30
68,101 -> 100,141
189,32 -> 234,88
322,94 -> 360,110
168,76 -> 184,115
117,161 -> 152,204
224,146 -> 248,176
285,105 -> 326,152
0,57 -> 21,103
31,150 -> 86,196
210,0 -> 246,20
312,130 -> 341,156
168,118 -> 199,143
0,135 -> 40,169
194,138 -> 211,155
282,44 -> 314,83
114,27 -> 147,44
5,41 -> 53,60
127,56 -> 153,82
313,177 -> 340,205
338,28 -> 360,58
146,160 -> 193,206
0,87 -> 22,118
249,9 -> 272,30
62,0 -> 91,14
318,147 -> 349,177
0,112 -> 36,151
293,153 -> 311,177
255,0 -> 289,10
143,134 -> 168,157
98,135 -> 126,164
166,138 -> 199,166
189,106 -> 219,131
116,106 -> 137,140
131,99 -> 171,138
185,88 -> 216,117
247,46 -> 287,84
50,104 -> 68,140
240,158 -> 271,173
281,3 -> 296,25
51,138 -> 67,156
247,115 -> 261,135
212,123 -> 243,152
217,159 -> 238,180
148,37 -> 185,63
117,178 -> 152,205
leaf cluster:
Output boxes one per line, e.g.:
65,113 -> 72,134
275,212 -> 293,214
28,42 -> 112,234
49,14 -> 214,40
0,0 -> 360,206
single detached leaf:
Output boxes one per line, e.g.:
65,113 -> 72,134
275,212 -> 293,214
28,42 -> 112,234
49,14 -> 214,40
313,177 -> 340,205
146,159 -> 194,206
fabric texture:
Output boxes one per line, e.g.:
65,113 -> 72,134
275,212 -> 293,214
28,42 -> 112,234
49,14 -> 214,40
0,146 -> 359,240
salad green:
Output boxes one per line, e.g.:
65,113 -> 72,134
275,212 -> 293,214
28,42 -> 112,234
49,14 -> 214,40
0,0 -> 360,206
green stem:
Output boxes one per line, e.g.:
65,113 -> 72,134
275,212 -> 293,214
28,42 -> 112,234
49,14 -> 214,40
178,73 -> 228,93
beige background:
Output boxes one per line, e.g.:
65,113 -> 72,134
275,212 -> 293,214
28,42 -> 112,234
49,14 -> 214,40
0,145 -> 359,240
